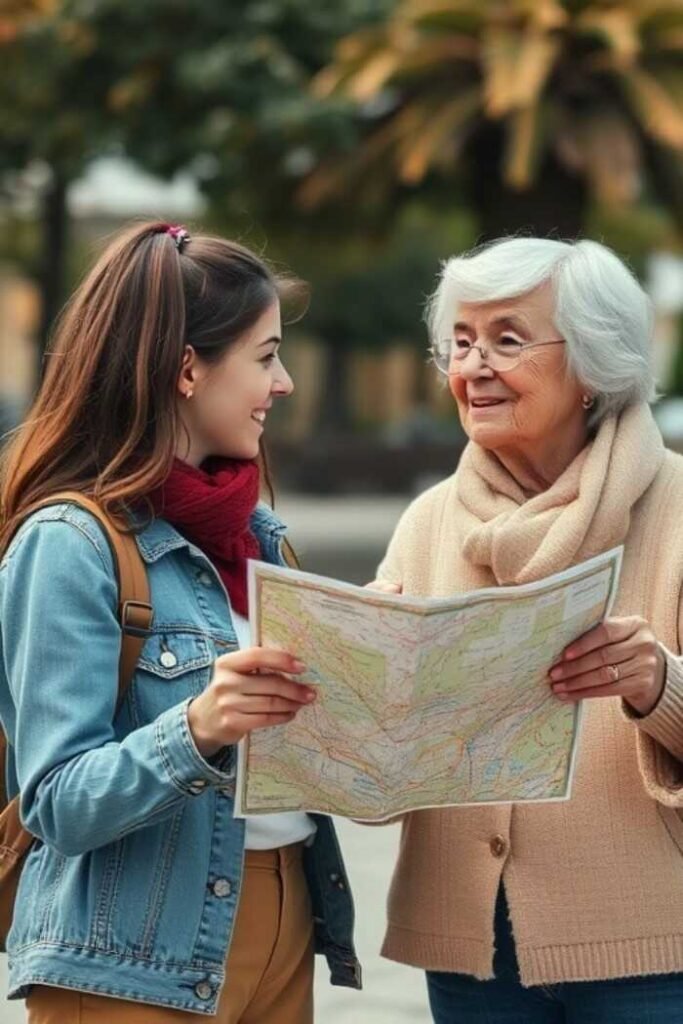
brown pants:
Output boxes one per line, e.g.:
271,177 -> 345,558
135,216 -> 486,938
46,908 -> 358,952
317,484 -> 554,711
26,843 -> 314,1024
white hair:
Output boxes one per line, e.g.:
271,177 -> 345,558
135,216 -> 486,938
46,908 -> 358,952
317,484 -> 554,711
428,237 -> 656,427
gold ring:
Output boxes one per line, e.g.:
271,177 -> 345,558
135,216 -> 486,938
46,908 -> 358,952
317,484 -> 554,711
607,664 -> 620,684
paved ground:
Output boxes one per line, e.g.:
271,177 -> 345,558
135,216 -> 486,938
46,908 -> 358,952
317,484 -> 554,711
2,495 -> 433,1022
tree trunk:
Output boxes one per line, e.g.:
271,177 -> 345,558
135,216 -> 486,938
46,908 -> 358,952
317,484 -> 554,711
641,139 -> 683,235
319,341 -> 350,434
36,168 -> 69,381
466,122 -> 587,241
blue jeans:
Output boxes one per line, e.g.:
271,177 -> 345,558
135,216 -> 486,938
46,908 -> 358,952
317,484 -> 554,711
426,888 -> 683,1023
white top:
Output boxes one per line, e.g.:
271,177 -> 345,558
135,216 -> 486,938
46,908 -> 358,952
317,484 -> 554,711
230,610 -> 317,851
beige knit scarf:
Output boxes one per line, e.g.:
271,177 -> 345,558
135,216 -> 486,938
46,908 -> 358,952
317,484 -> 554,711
454,403 -> 664,586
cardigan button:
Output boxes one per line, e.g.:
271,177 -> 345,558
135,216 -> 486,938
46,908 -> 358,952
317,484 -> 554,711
489,835 -> 508,858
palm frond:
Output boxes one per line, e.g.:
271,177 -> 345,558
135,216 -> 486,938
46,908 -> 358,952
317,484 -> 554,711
556,111 -> 641,204
314,28 -> 390,98
305,0 -> 683,225
482,24 -> 561,116
338,48 -> 403,101
504,103 -> 542,189
576,8 -> 640,65
626,69 -> 683,149
397,89 -> 480,182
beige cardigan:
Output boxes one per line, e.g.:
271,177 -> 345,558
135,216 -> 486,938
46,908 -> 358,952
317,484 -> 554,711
377,446 -> 683,986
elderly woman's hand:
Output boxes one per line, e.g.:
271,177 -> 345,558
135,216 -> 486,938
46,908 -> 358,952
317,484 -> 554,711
548,616 -> 666,716
365,580 -> 403,595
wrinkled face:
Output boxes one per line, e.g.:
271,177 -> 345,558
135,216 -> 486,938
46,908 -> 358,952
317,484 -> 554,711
177,301 -> 293,465
447,283 -> 585,457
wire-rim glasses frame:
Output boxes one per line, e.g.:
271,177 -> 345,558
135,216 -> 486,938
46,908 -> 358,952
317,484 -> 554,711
431,337 -> 566,376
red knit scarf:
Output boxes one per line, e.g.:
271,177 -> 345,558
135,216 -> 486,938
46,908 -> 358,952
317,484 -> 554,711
149,457 -> 261,617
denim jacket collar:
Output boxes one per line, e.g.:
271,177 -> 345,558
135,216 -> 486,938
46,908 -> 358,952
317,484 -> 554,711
135,502 -> 287,565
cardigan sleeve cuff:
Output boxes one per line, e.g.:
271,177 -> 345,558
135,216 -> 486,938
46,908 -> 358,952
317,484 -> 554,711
625,646 -> 683,764
624,646 -> 683,808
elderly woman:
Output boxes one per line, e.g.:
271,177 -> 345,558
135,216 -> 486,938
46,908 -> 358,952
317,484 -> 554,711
374,237 -> 683,1023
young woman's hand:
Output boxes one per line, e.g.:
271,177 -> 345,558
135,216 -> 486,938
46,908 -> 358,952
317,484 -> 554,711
548,616 -> 666,716
187,647 -> 315,757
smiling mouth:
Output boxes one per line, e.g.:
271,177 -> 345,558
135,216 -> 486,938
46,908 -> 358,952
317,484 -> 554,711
469,398 -> 506,408
251,411 -> 267,425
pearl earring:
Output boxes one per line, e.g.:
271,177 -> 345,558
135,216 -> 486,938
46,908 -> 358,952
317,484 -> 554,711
185,389 -> 193,399
581,394 -> 594,410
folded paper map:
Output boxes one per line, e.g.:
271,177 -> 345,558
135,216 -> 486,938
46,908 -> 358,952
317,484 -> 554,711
235,547 -> 622,821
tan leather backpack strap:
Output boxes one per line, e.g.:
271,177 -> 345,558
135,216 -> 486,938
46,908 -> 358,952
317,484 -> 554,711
29,492 -> 153,701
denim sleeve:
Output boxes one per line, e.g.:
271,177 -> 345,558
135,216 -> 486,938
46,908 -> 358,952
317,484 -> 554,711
1,517 -> 233,856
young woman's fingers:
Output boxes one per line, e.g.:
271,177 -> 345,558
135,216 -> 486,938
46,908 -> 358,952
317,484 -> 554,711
235,695 -> 312,716
215,646 -> 306,675
234,711 -> 298,732
223,673 -> 316,703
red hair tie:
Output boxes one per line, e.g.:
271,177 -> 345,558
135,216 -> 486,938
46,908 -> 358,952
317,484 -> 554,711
161,224 -> 191,252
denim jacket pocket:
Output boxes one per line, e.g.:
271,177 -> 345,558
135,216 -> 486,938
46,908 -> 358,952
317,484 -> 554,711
8,839 -> 72,954
130,631 -> 214,725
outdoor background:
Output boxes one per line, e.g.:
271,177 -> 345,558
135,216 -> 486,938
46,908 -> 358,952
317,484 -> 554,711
1,1 -> 682,1021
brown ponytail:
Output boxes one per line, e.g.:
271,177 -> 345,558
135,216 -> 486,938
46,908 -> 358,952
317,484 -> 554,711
0,221 -> 301,556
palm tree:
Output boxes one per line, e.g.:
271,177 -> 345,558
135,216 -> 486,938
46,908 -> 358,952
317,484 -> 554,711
300,0 -> 683,238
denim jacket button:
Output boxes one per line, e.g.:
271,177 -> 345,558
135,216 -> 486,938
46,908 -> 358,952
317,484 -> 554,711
212,878 -> 232,898
329,872 -> 346,891
159,650 -> 178,669
197,571 -> 213,587
194,980 -> 214,1000
189,779 -> 208,794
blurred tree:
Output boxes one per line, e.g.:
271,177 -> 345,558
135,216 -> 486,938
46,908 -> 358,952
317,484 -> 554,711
264,202 -> 476,428
586,201 -> 679,276
0,0 -> 392,371
671,315 -> 683,397
73,1 -> 393,213
0,0 -> 55,41
8,2 -> 678,432
0,1 -> 132,370
300,0 -> 683,239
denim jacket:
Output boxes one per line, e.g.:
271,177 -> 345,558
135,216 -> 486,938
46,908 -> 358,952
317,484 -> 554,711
0,501 -> 361,1014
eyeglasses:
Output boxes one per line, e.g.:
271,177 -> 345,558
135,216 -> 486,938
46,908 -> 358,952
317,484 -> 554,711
431,337 -> 566,375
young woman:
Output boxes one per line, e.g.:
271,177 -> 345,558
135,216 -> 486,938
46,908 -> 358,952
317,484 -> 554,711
0,222 -> 360,1023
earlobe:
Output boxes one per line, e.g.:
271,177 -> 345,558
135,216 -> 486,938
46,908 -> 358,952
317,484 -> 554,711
177,345 -> 197,400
